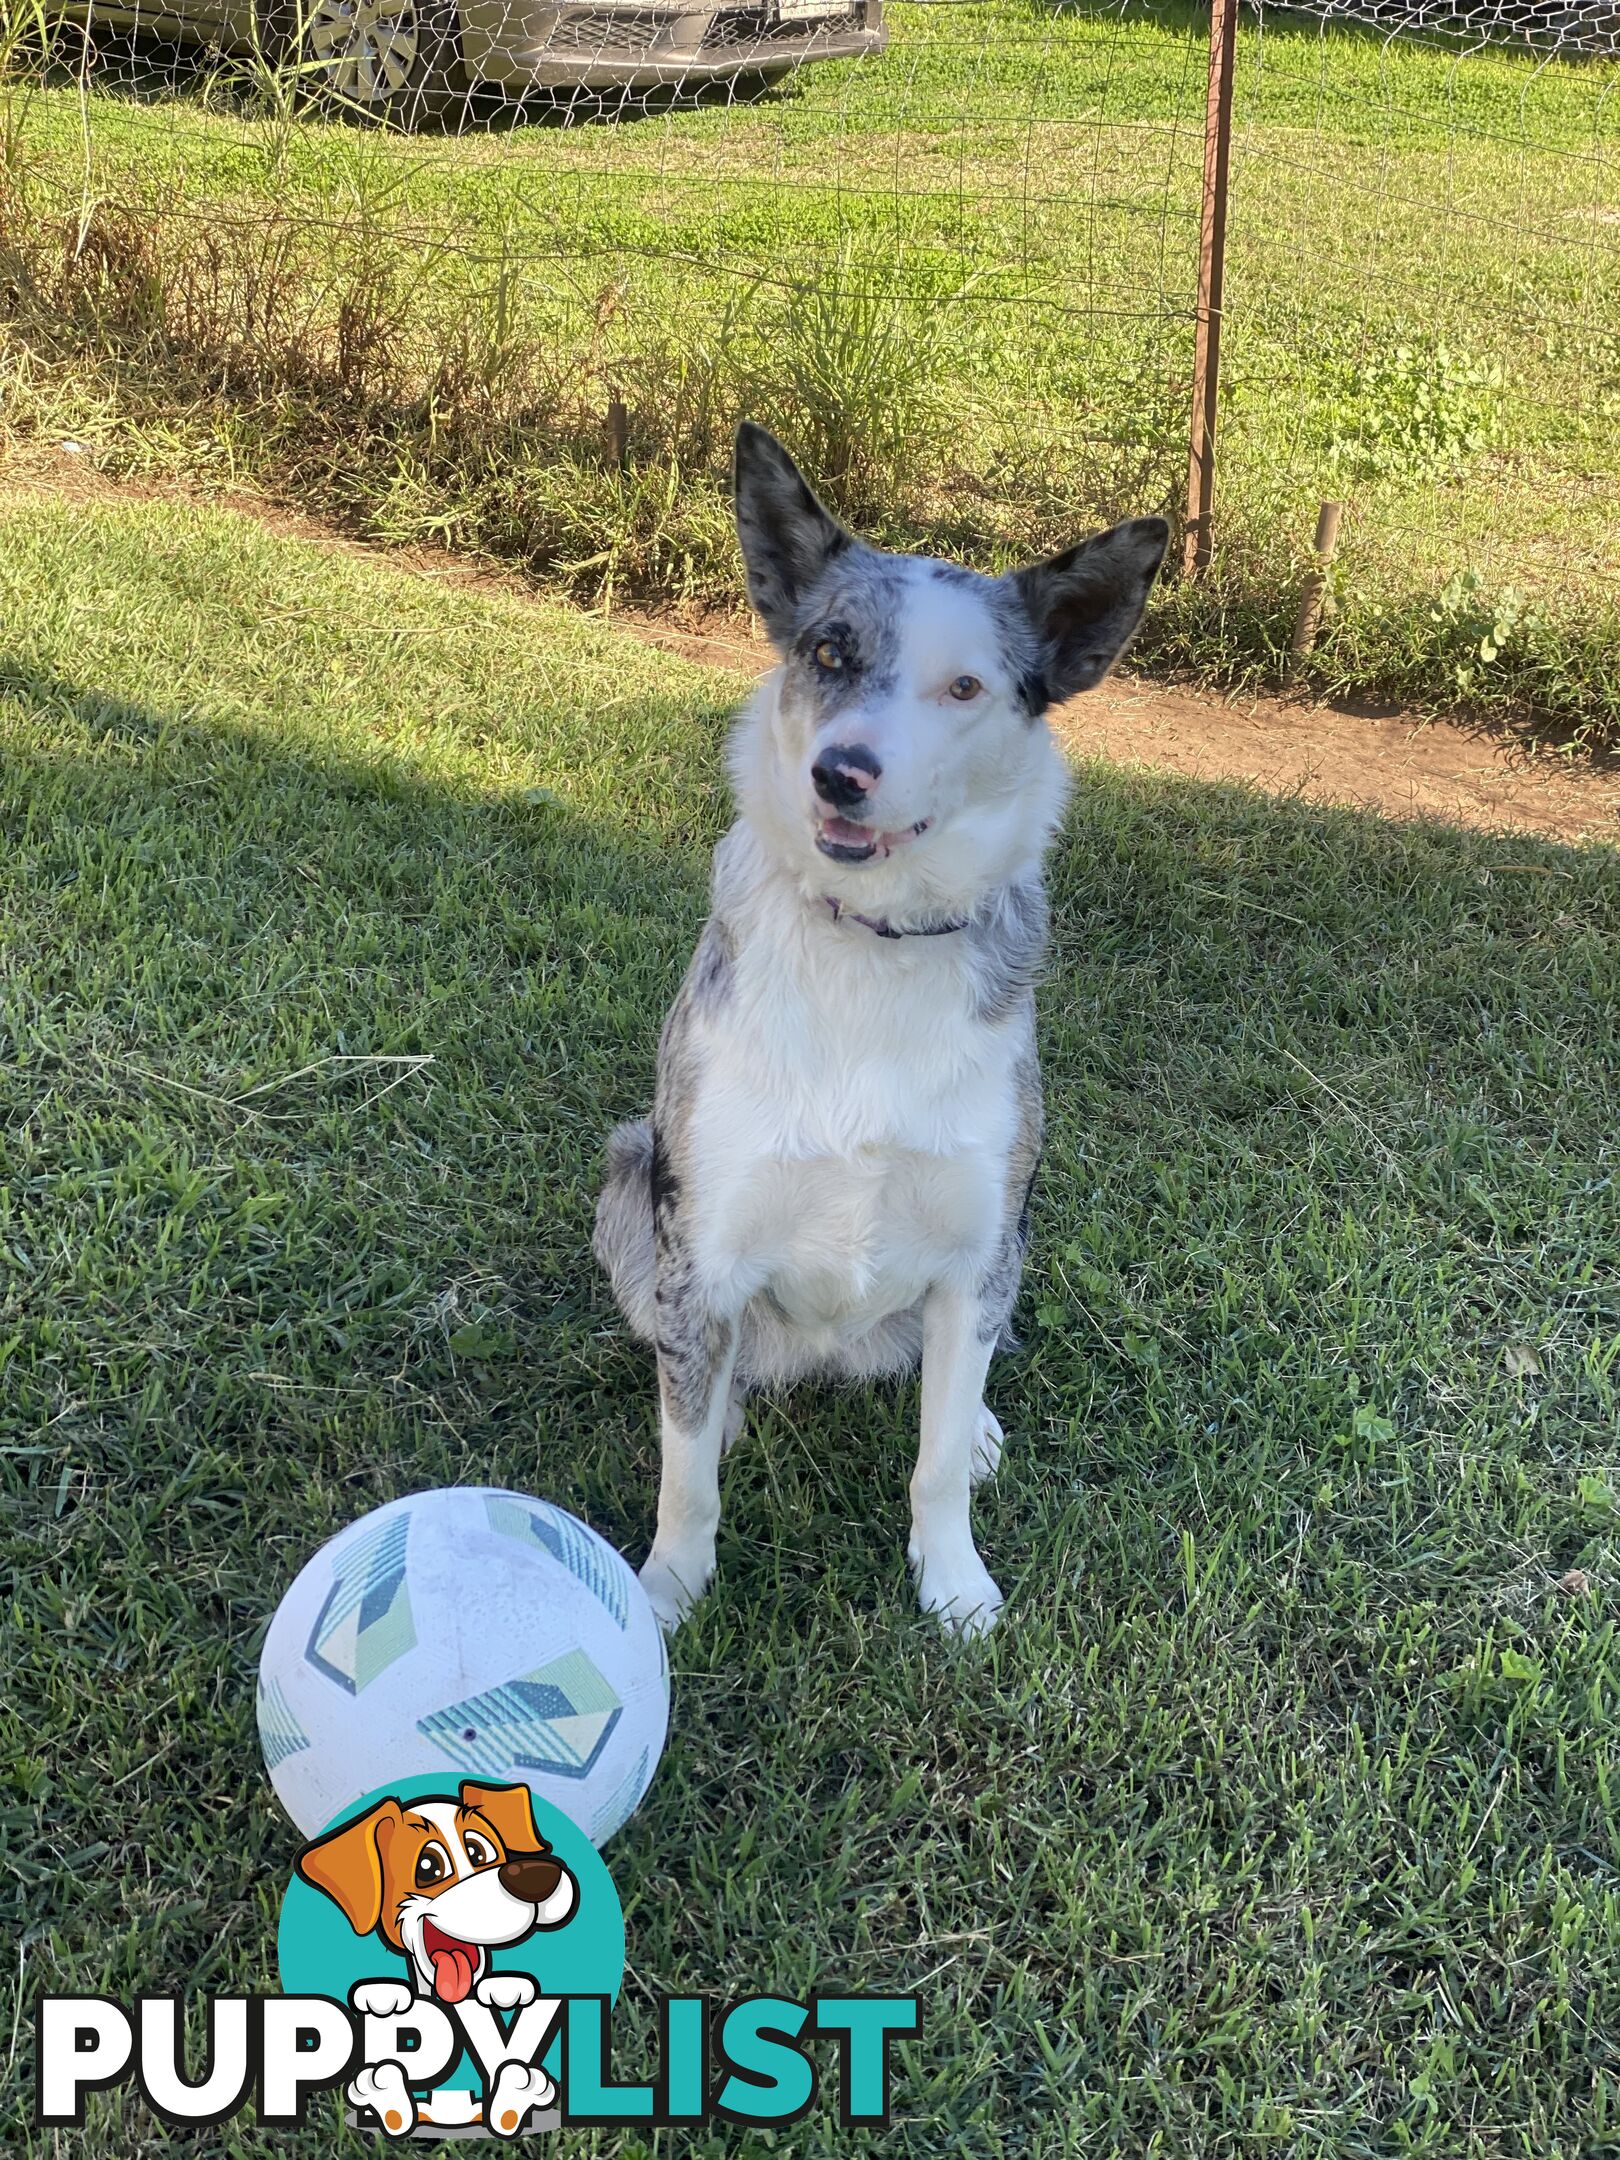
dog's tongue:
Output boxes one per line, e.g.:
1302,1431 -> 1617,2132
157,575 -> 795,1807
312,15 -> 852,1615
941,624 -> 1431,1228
427,1934 -> 478,2004
820,816 -> 872,848
817,815 -> 928,858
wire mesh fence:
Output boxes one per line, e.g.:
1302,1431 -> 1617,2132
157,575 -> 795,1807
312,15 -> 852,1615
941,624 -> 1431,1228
0,1 -> 1615,734
1226,0 -> 1620,726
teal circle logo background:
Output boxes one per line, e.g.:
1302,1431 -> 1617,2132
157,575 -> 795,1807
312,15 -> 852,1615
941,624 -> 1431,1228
277,1773 -> 624,2091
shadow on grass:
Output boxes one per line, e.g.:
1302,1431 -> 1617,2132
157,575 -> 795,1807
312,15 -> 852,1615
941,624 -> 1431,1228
1037,0 -> 1620,63
4,640 -> 1619,2151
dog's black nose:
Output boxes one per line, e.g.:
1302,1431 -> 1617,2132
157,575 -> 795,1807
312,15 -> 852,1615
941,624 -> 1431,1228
498,1851 -> 565,1903
811,744 -> 881,811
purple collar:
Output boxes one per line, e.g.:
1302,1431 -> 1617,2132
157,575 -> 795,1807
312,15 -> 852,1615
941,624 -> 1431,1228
823,895 -> 968,941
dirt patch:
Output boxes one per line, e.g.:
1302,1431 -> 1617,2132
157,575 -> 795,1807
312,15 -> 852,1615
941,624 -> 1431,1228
12,439 -> 1620,848
615,607 -> 1620,850
1063,672 -> 1620,848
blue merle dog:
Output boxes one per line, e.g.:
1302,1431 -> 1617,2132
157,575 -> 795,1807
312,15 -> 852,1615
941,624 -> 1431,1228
596,422 -> 1167,1635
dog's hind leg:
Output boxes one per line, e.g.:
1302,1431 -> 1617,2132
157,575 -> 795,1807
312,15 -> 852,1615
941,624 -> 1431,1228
909,1284 -> 1004,1637
637,1131 -> 742,1626
593,1120 -> 657,1341
970,1403 -> 1004,1487
722,1373 -> 748,1458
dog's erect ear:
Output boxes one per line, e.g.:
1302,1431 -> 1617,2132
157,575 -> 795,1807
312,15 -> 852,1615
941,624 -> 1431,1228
295,1798 -> 403,1935
733,421 -> 852,648
459,1780 -> 545,1856
1012,515 -> 1170,707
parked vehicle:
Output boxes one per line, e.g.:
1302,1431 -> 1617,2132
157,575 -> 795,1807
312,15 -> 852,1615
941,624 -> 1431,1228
65,0 -> 886,124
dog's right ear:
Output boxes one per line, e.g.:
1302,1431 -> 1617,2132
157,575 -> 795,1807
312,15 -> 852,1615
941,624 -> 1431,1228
295,1797 -> 403,1936
733,421 -> 852,649
1011,516 -> 1170,706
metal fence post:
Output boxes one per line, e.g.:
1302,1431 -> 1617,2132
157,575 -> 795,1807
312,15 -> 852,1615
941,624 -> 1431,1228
1184,0 -> 1238,579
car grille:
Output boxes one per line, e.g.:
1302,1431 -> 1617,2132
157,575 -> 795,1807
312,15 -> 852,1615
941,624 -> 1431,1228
701,6 -> 851,45
531,3 -> 857,58
537,11 -> 677,54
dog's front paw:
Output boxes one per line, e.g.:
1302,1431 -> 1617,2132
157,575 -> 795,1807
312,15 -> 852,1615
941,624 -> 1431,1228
486,2060 -> 557,2138
350,1979 -> 414,2021
909,1540 -> 1004,1638
475,1971 -> 538,2012
349,2063 -> 416,2139
970,1403 -> 1004,1488
639,1544 -> 713,1630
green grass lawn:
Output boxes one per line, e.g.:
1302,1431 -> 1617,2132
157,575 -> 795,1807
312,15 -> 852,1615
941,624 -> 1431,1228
3,487 -> 1619,2155
2,0 -> 1618,734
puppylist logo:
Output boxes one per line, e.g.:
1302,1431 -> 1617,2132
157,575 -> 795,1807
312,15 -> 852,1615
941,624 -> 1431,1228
35,1773 -> 919,2136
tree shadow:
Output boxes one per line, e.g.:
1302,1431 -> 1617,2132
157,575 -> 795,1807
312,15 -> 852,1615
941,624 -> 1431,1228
5,615 -> 1618,2152
1037,0 -> 1617,64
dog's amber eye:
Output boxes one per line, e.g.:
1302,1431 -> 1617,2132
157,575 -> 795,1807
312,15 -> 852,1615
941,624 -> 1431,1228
948,675 -> 982,702
812,639 -> 844,672
463,1833 -> 498,1869
414,1843 -> 451,1888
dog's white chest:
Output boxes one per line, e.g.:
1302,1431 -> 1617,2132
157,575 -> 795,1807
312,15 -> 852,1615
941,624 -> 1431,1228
688,934 -> 1017,1328
743,1147 -> 999,1328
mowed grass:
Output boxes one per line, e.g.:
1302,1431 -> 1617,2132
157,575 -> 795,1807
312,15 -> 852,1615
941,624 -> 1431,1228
2,1 -> 1618,732
3,488 -> 1620,2156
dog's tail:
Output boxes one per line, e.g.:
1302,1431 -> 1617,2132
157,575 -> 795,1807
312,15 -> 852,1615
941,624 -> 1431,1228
593,1119 -> 658,1343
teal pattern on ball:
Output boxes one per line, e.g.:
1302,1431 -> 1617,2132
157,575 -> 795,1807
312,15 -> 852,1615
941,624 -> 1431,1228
256,1673 -> 311,1770
484,1492 -> 630,1629
417,1648 -> 623,1780
304,1509 -> 416,1695
591,1746 -> 649,1846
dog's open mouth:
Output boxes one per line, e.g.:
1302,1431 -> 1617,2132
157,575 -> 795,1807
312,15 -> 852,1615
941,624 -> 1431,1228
815,815 -> 931,864
422,1917 -> 482,2004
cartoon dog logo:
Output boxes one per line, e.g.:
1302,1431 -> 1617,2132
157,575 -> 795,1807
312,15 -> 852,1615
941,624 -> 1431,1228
296,1780 -> 579,2136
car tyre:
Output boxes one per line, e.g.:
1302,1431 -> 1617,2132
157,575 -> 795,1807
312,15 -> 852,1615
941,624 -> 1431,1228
273,0 -> 466,126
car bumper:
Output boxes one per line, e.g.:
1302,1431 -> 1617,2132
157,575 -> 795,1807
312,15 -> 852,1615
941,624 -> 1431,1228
458,1 -> 885,92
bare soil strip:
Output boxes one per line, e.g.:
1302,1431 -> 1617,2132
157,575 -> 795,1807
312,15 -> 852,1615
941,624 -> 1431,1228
13,442 -> 1618,847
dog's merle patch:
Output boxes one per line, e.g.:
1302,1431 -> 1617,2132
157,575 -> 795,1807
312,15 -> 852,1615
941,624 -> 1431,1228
733,420 -> 853,648
687,916 -> 736,1017
648,1127 -> 680,1220
1012,517 -> 1170,703
965,877 -> 1049,1026
1016,671 -> 1050,719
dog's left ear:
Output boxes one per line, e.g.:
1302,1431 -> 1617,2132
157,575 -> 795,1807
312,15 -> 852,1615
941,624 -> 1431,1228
733,420 -> 852,649
1012,515 -> 1170,708
459,1780 -> 545,1855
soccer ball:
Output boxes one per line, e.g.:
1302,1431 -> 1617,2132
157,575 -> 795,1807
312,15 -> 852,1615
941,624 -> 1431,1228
257,1488 -> 669,1845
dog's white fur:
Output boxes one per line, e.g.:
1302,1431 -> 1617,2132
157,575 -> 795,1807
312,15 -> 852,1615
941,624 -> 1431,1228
596,424 -> 1166,1637
649,594 -> 1066,1634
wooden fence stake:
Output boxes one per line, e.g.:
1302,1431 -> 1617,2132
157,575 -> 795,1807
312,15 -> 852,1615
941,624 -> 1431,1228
1288,499 -> 1344,672
1183,0 -> 1238,579
606,394 -> 629,470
